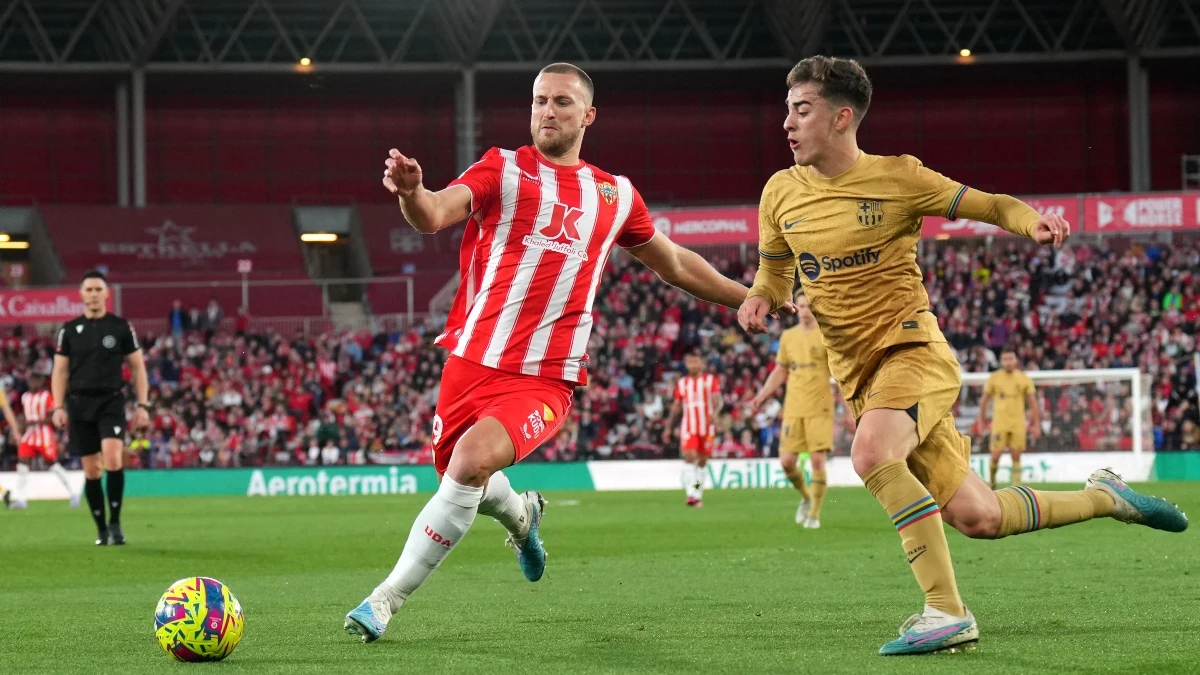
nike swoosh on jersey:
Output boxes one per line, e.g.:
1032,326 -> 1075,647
784,218 -> 805,230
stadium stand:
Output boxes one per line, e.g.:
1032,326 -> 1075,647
0,237 -> 1195,472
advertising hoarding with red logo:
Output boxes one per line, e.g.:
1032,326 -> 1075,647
1084,193 -> 1200,232
650,206 -> 758,246
0,288 -> 113,325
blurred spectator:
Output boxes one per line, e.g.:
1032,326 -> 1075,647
204,298 -> 224,341
167,299 -> 189,341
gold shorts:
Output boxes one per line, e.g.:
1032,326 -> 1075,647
847,342 -> 971,507
990,426 -> 1027,453
781,414 -> 833,455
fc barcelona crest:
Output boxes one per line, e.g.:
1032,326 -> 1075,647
597,181 -> 618,205
857,200 -> 884,228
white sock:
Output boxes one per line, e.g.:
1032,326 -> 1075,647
16,463 -> 29,502
373,476 -> 483,611
694,464 -> 705,500
681,463 -> 696,499
477,470 -> 529,541
50,462 -> 74,496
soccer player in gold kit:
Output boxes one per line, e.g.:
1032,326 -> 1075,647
978,349 -> 1040,489
737,56 -> 1188,656
749,290 -> 853,528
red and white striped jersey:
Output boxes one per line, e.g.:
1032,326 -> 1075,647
674,373 -> 719,438
20,389 -> 55,447
435,146 -> 657,385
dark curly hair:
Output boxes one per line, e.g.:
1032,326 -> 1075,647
786,56 -> 872,126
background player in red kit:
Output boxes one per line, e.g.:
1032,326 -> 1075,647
6,374 -> 79,509
345,62 -> 774,643
664,351 -> 722,507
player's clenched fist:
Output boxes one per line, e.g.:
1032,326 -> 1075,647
1033,213 -> 1070,248
738,295 -> 772,334
383,149 -> 423,198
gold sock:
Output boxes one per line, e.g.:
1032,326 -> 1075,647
862,459 -> 964,617
988,456 -> 1000,487
784,465 -> 810,500
995,485 -> 1116,537
809,470 -> 827,519
1011,458 -> 1022,485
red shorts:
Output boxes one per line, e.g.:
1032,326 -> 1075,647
680,431 -> 714,456
18,440 -> 58,463
432,356 -> 574,475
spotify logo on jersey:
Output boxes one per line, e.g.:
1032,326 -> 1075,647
798,249 -> 881,281
798,252 -> 821,280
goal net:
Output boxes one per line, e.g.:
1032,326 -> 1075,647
955,368 -> 1151,483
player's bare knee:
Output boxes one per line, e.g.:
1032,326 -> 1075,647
850,410 -> 917,477
780,453 -> 798,472
949,500 -> 1002,539
444,451 -> 497,487
811,453 -> 827,472
446,439 -> 510,487
850,440 -> 892,478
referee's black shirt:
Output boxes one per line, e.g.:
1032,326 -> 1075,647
56,313 -> 140,394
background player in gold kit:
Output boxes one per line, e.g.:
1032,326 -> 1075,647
737,55 -> 1188,656
977,349 -> 1041,489
749,289 -> 854,528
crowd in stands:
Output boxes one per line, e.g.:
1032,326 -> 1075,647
0,236 -> 1197,471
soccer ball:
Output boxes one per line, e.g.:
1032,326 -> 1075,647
153,577 -> 245,662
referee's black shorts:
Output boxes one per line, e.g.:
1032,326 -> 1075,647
67,392 -> 126,457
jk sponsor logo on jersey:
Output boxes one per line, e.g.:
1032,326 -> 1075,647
523,202 -> 589,260
797,248 -> 881,280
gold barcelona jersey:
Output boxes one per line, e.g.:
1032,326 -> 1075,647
776,324 -> 832,418
750,153 -> 1038,399
985,369 -> 1034,429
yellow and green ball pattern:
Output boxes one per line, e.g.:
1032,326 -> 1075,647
153,577 -> 244,662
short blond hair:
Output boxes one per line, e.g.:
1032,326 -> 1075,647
538,62 -> 594,104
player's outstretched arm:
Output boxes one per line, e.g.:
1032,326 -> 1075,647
739,180 -> 794,334
956,189 -> 1071,247
382,149 -> 472,234
906,159 -> 1069,246
626,233 -> 749,310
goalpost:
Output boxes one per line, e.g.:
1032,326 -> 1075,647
957,368 -> 1149,456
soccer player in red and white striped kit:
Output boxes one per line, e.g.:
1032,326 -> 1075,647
663,351 -> 722,507
344,62 -> 784,642
4,374 -> 79,509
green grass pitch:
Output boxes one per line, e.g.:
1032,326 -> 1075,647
2,484 -> 1196,674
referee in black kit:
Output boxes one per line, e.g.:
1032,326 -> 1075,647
51,271 -> 151,545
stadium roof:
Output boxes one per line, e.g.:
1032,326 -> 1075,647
0,0 -> 1197,73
